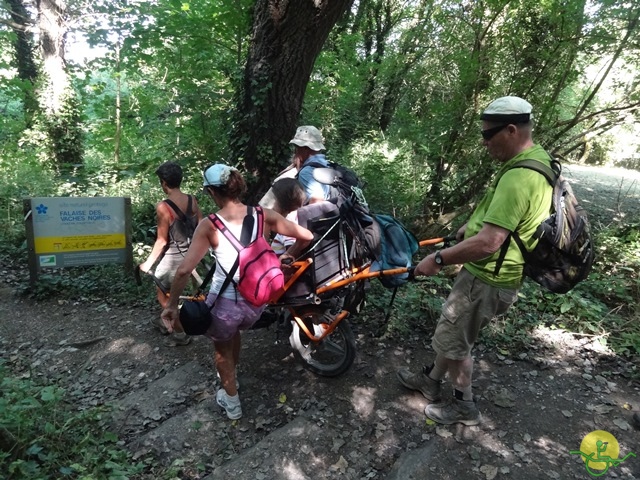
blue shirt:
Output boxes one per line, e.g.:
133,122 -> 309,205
297,153 -> 331,202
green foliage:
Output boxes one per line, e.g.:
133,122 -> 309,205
0,363 -> 145,479
0,130 -> 58,249
43,89 -> 84,171
347,135 -> 428,220
362,275 -> 452,337
482,224 -> 640,355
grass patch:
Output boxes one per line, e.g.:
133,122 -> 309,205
0,363 -> 146,479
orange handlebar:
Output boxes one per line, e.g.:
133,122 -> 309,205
419,235 -> 456,247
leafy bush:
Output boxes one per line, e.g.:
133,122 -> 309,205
16,263 -> 156,307
0,363 -> 145,480
346,135 -> 428,221
362,275 -> 451,337
483,224 -> 640,355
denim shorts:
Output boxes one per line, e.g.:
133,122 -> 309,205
432,268 -> 518,360
205,292 -> 266,342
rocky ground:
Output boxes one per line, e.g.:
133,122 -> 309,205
0,163 -> 639,480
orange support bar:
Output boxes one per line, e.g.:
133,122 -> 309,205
272,236 -> 453,301
269,258 -> 314,303
419,237 -> 446,247
291,309 -> 350,342
315,265 -> 414,294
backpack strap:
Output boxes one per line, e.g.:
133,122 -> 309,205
492,157 -> 558,276
209,206 -> 256,252
193,261 -> 218,297
295,160 -> 328,180
509,159 -> 560,186
163,198 -> 188,222
493,231 -> 528,276
254,206 -> 265,239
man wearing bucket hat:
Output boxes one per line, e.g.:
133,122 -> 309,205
258,125 -> 329,208
397,96 -> 554,425
289,125 -> 332,204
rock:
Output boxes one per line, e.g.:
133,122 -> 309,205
479,464 -> 498,480
613,417 -> 631,431
632,412 -> 640,430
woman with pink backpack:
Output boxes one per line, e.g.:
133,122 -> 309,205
161,164 -> 313,420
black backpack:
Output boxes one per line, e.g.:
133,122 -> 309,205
164,195 -> 198,254
495,159 -> 595,293
300,160 -> 366,208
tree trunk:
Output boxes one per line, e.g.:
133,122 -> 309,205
36,0 -> 83,169
4,0 -> 38,126
37,0 -> 68,115
114,40 -> 121,165
230,0 -> 353,202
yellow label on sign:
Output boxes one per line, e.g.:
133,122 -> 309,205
34,234 -> 126,253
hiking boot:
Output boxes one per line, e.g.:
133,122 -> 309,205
425,397 -> 481,426
164,331 -> 192,347
216,388 -> 242,420
149,316 -> 169,335
396,367 -> 442,403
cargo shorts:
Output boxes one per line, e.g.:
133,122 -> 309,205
432,268 -> 518,360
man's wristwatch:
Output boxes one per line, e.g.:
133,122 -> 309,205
434,250 -> 445,268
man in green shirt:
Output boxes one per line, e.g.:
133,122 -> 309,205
397,96 -> 553,425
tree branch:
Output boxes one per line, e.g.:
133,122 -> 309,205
551,7 -> 640,143
555,101 -> 640,128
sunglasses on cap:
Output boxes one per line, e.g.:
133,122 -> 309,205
481,124 -> 508,141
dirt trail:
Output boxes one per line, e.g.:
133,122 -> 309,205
1,164 -> 639,479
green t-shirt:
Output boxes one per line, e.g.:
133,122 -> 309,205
464,145 -> 553,288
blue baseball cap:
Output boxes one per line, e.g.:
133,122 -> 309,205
203,164 -> 237,187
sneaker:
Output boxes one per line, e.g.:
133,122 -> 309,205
396,367 -> 442,403
149,316 -> 169,335
164,331 -> 192,347
216,389 -> 242,420
424,397 -> 481,426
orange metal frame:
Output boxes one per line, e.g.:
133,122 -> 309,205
269,236 -> 451,343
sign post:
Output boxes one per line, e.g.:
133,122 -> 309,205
24,197 -> 133,285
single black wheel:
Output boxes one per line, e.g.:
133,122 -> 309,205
289,307 -> 356,377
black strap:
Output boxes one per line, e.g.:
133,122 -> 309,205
196,261 -> 217,296
305,160 -> 327,169
189,258 -> 235,313
240,206 -> 255,247
208,258 -> 238,310
509,159 -> 560,186
493,231 -> 529,276
164,197 -> 191,222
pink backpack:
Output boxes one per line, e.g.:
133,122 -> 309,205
210,206 -> 284,306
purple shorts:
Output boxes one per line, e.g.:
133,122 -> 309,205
204,293 -> 266,342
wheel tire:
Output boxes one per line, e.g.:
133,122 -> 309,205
289,308 -> 356,377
